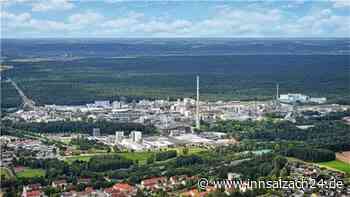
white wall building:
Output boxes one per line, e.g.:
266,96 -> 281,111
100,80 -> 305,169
112,101 -> 122,109
309,97 -> 327,104
94,100 -> 110,108
279,94 -> 309,103
115,131 -> 124,143
279,93 -> 327,104
130,131 -> 142,143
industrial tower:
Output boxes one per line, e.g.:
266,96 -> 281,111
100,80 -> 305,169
276,83 -> 279,101
275,83 -> 280,110
196,75 -> 200,130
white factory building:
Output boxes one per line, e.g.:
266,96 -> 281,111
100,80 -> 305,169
279,93 -> 326,104
129,131 -> 142,143
115,131 -> 124,143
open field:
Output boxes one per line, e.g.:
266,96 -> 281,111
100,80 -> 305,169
0,167 -> 14,179
64,154 -> 97,163
165,147 -> 207,155
64,147 -> 208,164
118,152 -> 154,165
65,152 -> 153,165
336,151 -> 350,164
16,168 -> 45,178
318,160 -> 350,174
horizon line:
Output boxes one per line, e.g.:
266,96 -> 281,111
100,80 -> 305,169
2,37 -> 350,40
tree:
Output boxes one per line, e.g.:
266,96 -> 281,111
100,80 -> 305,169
182,147 -> 189,155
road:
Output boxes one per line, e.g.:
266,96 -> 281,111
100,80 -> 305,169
8,78 -> 36,110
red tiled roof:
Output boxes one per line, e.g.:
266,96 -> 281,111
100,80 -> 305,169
26,184 -> 41,191
113,183 -> 134,192
142,177 -> 166,186
110,193 -> 128,197
26,190 -> 42,197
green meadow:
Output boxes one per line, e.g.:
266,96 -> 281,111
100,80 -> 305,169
16,168 -> 45,178
318,160 -> 350,174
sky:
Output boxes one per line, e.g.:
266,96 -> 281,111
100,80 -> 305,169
1,0 -> 350,38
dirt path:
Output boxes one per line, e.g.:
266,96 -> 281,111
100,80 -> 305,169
336,151 -> 350,164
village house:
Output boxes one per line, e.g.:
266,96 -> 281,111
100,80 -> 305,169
140,177 -> 167,191
52,180 -> 68,189
22,184 -> 44,197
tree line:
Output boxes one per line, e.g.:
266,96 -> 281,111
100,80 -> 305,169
155,150 -> 177,161
281,147 -> 335,162
4,120 -> 157,135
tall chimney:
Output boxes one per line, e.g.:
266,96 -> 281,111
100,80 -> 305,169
276,83 -> 279,101
196,75 -> 200,130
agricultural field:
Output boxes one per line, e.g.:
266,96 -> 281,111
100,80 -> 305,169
318,160 -> 350,174
336,151 -> 350,164
16,168 -> 45,178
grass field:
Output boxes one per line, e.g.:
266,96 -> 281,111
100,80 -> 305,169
16,168 -> 45,178
165,147 -> 207,155
0,167 -> 14,179
318,160 -> 350,174
64,147 -> 208,165
64,152 -> 153,165
64,154 -> 95,163
118,152 -> 154,164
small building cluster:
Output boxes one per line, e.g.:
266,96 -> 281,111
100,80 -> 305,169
0,136 -> 59,167
279,93 -> 327,104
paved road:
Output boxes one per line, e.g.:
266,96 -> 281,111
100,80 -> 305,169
8,78 -> 36,109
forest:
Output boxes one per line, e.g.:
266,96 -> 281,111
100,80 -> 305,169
2,54 -> 349,109
281,147 -> 335,162
155,150 -> 177,161
210,117 -> 350,152
3,120 -> 157,136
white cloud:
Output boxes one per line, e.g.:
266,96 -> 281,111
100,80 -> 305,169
101,12 -> 142,29
96,6 -> 350,37
2,3 -> 349,38
330,0 -> 350,8
32,0 -> 74,12
139,20 -> 192,33
1,11 -> 32,32
28,19 -> 70,31
68,12 -> 104,27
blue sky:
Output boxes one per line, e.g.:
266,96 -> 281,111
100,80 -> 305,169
1,0 -> 350,38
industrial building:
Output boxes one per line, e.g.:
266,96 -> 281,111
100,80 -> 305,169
279,93 -> 326,104
115,131 -> 124,143
129,131 -> 142,143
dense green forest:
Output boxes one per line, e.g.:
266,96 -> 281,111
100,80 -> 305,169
210,119 -> 350,152
3,120 -> 157,135
281,147 -> 335,162
155,150 -> 177,161
2,55 -> 349,108
1,81 -> 21,109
